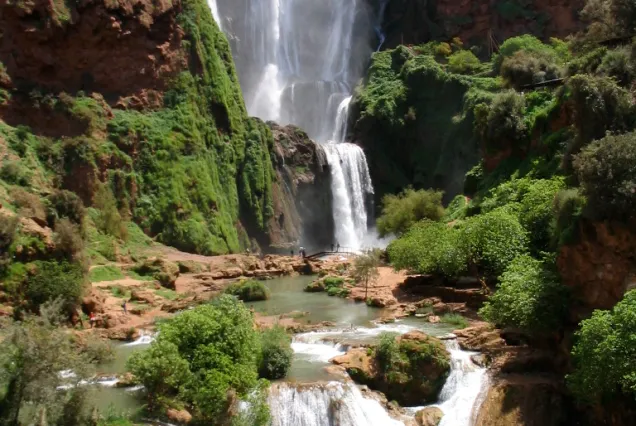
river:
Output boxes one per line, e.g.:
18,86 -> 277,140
91,276 -> 489,425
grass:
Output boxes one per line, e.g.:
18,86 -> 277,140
441,313 -> 470,329
110,286 -> 131,299
127,270 -> 156,282
89,265 -> 125,283
155,289 -> 179,300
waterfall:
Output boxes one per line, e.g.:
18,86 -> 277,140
207,0 -> 223,30
269,382 -> 404,426
214,0 -> 377,250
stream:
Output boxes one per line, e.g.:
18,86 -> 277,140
91,276 -> 490,425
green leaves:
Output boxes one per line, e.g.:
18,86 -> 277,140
479,255 -> 569,332
258,326 -> 292,380
568,290 -> 636,401
377,188 -> 445,237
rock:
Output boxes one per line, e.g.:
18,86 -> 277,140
130,289 -> 156,305
471,354 -> 489,368
177,260 -> 204,274
115,372 -> 137,388
366,295 -> 397,308
428,315 -> 441,323
333,331 -> 451,406
101,326 -> 139,341
82,289 -> 106,314
166,409 -> 193,424
223,267 -> 244,279
304,280 -> 326,292
415,407 -> 443,426
101,312 -> 129,329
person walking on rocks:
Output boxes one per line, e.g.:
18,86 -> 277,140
122,299 -> 128,315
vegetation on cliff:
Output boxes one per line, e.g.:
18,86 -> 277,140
369,1 -> 636,419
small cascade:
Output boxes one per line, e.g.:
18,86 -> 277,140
123,331 -> 156,347
269,382 -> 404,426
435,339 -> 489,426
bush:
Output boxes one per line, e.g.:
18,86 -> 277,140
459,209 -> 528,277
479,255 -> 569,332
0,160 -> 31,186
53,218 -> 85,260
323,276 -> 344,287
574,132 -> 636,221
225,280 -> 271,301
598,47 -> 635,87
500,50 -> 562,89
25,260 -> 86,310
377,188 -> 445,237
93,184 -> 127,240
11,188 -> 46,222
552,189 -> 586,245
47,190 -> 85,229
0,214 -> 18,252
258,326 -> 292,380
517,178 -> 566,253
387,221 -> 467,277
440,313 -> 469,329
127,297 -> 266,422
447,50 -> 481,75
567,290 -> 636,401
493,35 -> 560,73
476,91 -> 527,154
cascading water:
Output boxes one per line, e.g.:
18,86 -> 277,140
212,0 -> 377,250
269,382 -> 404,426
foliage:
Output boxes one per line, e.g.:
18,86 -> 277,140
0,305 -> 97,425
479,255 -> 569,332
567,290 -> 636,401
93,184 -> 127,241
573,131 -> 636,221
552,189 -> 586,245
476,90 -> 527,154
443,195 -> 469,222
46,190 -> 86,230
0,214 -> 18,253
447,50 -> 481,75
352,249 -> 381,299
128,296 -> 267,424
598,47 -> 635,86
493,35 -> 562,73
224,280 -> 271,301
10,188 -> 46,222
0,160 -> 31,186
565,74 -> 634,162
25,260 -> 86,311
459,209 -> 528,277
53,218 -> 85,261
377,188 -> 445,237
258,326 -> 292,380
500,50 -> 562,89
440,313 -> 469,329
387,220 -> 466,277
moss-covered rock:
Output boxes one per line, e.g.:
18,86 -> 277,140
333,331 -> 450,406
225,279 -> 271,302
132,258 -> 179,290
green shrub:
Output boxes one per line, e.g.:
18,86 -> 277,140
476,91 -> 527,154
25,260 -> 86,310
573,132 -> 636,221
493,35 -> 560,73
443,195 -> 469,222
323,276 -> 344,288
598,47 -> 635,87
127,296 -> 266,423
53,218 -> 85,261
440,313 -> 469,329
447,50 -> 481,75
258,326 -> 292,380
552,189 -> 586,245
479,255 -> 569,332
225,280 -> 271,302
459,209 -> 528,277
11,188 -> 46,222
377,188 -> 445,237
0,160 -> 31,186
517,178 -> 566,253
93,185 -> 127,240
500,50 -> 562,89
567,290 -> 636,401
47,190 -> 85,230
0,214 -> 18,252
387,220 -> 467,277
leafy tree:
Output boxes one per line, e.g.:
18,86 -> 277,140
598,47 -> 635,87
93,184 -> 127,241
500,50 -> 562,89
127,296 -> 269,424
552,189 -> 586,246
25,260 -> 86,312
493,35 -> 560,73
258,326 -> 292,380
476,91 -> 527,154
517,178 -> 566,253
459,209 -> 528,277
46,190 -> 86,231
573,131 -> 636,221
479,255 -> 569,332
377,188 -> 444,237
447,50 -> 481,75
567,290 -> 636,401
352,249 -> 382,300
0,303 -> 95,425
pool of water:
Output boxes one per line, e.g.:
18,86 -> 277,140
91,275 -> 457,412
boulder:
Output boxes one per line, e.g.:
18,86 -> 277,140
223,267 -> 244,279
115,372 -> 137,388
333,331 -> 451,406
366,295 -> 397,308
82,289 -> 105,314
177,260 -> 204,274
415,407 -> 444,426
130,289 -> 156,305
166,409 -> 193,424
304,280 -> 326,292
133,258 -> 180,290
428,315 -> 441,324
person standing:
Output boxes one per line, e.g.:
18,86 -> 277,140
89,312 -> 96,328
336,242 -> 340,252
122,299 -> 128,315
331,243 -> 335,252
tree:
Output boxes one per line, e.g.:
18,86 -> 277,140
127,296 -> 269,424
447,50 -> 481,75
476,90 -> 527,155
479,255 -> 570,332
377,188 -> 445,237
258,326 -> 292,380
0,302 -> 94,425
567,290 -> 636,401
352,249 -> 382,300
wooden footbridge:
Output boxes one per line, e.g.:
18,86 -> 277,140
305,247 -> 357,260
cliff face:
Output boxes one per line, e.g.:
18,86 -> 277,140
0,0 -> 318,255
381,0 -> 583,50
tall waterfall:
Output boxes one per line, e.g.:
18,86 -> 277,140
211,0 -> 377,250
